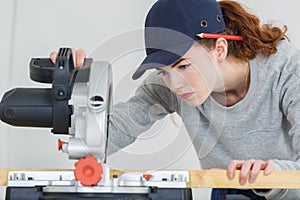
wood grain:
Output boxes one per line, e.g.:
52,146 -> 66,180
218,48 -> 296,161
189,170 -> 300,189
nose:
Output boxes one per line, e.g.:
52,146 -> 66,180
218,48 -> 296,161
167,70 -> 185,90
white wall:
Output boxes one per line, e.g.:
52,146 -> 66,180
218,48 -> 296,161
0,0 -> 15,169
0,0 -> 203,170
238,0 -> 300,45
0,0 -> 299,199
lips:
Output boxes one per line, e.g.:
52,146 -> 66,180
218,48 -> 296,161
180,92 -> 193,99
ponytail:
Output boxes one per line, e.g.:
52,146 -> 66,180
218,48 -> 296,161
199,0 -> 288,61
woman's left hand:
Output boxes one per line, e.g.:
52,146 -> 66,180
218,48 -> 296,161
227,159 -> 274,185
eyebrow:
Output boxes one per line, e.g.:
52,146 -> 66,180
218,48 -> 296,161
170,58 -> 185,68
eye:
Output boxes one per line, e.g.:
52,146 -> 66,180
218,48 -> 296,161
157,70 -> 168,76
178,64 -> 190,70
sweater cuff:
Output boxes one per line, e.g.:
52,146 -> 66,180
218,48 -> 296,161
253,188 -> 288,199
252,161 -> 284,199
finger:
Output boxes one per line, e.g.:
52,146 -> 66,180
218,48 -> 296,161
76,48 -> 86,68
71,48 -> 77,67
249,160 -> 264,183
239,160 -> 254,185
227,160 -> 243,179
50,51 -> 58,64
264,160 -> 274,175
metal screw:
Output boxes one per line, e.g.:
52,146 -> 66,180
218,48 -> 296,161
58,90 -> 65,96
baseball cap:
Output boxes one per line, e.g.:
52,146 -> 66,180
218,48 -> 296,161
132,0 -> 226,80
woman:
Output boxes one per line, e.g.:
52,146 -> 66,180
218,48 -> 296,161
51,0 -> 300,199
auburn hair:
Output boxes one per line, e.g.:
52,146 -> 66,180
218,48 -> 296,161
199,0 -> 288,61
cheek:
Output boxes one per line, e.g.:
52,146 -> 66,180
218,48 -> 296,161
191,76 -> 211,98
192,54 -> 219,90
187,71 -> 212,106
189,65 -> 217,92
187,69 -> 210,90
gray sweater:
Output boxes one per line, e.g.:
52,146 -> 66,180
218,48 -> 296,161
108,40 -> 300,199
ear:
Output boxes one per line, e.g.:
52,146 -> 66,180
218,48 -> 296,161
215,38 -> 228,62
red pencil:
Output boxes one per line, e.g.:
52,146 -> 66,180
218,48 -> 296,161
197,33 -> 243,41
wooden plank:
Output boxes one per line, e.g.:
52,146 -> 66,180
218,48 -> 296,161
2,169 -> 300,189
189,170 -> 300,189
0,168 -> 9,186
111,169 -> 300,189
110,169 -> 127,179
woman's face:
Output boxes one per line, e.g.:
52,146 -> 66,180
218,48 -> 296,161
159,43 -> 220,107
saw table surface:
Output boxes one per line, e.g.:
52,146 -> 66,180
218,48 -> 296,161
1,168 -> 300,189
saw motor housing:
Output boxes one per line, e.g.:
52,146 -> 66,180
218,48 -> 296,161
0,48 -> 112,162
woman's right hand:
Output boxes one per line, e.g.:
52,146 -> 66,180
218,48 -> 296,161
50,48 -> 87,68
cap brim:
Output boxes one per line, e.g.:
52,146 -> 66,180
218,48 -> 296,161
132,40 -> 194,80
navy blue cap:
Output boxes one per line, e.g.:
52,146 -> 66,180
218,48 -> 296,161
132,0 -> 226,80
